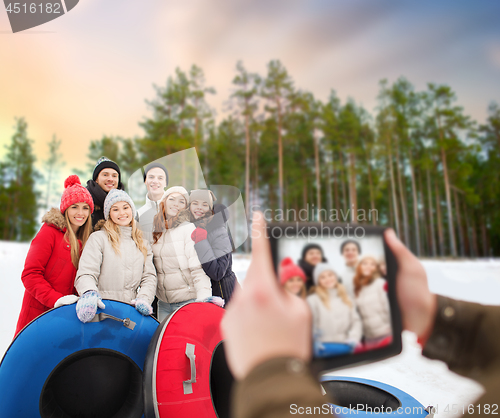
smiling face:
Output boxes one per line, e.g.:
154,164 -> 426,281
66,202 -> 91,232
318,270 -> 338,290
283,276 -> 305,296
359,257 -> 378,278
109,201 -> 133,226
145,167 -> 167,202
304,248 -> 322,266
190,199 -> 211,220
165,192 -> 187,218
96,168 -> 119,192
342,242 -> 359,266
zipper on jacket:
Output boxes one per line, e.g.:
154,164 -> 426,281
179,268 -> 190,287
219,282 -> 224,299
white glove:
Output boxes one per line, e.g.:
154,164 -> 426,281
54,295 -> 79,308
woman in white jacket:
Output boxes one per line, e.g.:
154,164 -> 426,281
353,256 -> 391,344
152,186 -> 212,321
307,263 -> 362,357
74,189 -> 157,323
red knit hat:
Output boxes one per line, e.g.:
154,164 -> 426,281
279,257 -> 306,285
60,175 -> 94,214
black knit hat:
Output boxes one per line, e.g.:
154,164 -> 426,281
340,239 -> 361,255
301,243 -> 327,262
92,157 -> 121,184
143,162 -> 169,186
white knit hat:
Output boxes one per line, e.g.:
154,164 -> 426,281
161,186 -> 189,204
103,189 -> 136,221
313,263 -> 341,286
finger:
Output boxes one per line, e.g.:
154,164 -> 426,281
244,211 -> 277,288
98,300 -> 106,310
384,228 -> 415,262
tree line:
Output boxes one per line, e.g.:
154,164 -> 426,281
1,61 -> 499,257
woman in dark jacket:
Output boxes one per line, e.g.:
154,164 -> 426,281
189,189 -> 239,305
297,243 -> 328,291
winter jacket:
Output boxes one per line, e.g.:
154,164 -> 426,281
193,204 -> 238,304
136,193 -> 160,243
340,265 -> 356,299
15,209 -> 79,336
232,295 -> 500,418
355,278 -> 391,340
306,289 -> 362,343
152,210 -> 212,304
86,180 -> 125,228
74,224 -> 157,305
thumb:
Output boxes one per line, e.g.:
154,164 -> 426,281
97,299 -> 106,310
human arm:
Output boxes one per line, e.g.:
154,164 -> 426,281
221,212 -> 324,418
21,225 -> 66,308
135,241 -> 157,306
184,224 -> 212,300
194,227 -> 232,282
74,233 -> 104,296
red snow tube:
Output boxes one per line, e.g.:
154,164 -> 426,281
143,302 -> 234,418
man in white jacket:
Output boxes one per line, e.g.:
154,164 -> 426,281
137,162 -> 169,242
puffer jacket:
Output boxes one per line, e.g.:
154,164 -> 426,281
74,223 -> 157,305
14,209 -> 79,336
136,193 -> 161,243
307,289 -> 362,343
355,277 -> 391,340
193,204 -> 239,304
152,209 -> 212,304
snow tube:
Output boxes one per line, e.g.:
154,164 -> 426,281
321,377 -> 430,417
0,300 -> 158,418
143,302 -> 234,418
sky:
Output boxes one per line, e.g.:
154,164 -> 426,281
0,0 -> 499,178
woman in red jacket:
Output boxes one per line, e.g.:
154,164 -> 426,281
14,175 -> 94,336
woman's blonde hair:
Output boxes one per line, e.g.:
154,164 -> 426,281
315,270 -> 352,309
103,217 -> 148,260
64,210 -> 92,269
353,256 -> 380,296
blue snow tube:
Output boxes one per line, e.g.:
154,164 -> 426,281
0,300 -> 158,418
321,377 -> 430,417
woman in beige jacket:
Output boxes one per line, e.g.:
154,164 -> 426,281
74,189 -> 157,323
353,256 -> 391,344
306,263 -> 362,357
151,186 -> 212,322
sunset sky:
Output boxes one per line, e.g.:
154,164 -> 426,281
1,0 -> 499,177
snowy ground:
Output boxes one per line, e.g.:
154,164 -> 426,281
1,242 -> 499,416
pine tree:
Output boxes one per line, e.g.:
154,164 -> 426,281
1,118 -> 39,241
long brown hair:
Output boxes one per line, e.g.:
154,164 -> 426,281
314,271 -> 352,309
152,199 -> 189,244
353,256 -> 380,297
64,210 -> 92,269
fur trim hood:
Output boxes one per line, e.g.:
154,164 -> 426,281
42,208 -> 68,232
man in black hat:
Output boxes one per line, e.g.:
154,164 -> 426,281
86,157 -> 125,227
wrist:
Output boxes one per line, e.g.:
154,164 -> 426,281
417,293 -> 438,345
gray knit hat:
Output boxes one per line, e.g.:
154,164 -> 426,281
313,263 -> 341,286
189,189 -> 217,210
103,189 -> 136,221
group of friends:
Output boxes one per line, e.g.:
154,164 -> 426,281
14,157 -> 238,336
278,241 -> 391,357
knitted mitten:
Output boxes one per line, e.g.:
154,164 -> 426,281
76,291 -> 105,323
130,298 -> 153,316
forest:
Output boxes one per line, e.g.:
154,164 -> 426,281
1,60 -> 499,257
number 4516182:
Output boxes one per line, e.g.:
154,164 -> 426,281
5,3 -> 61,14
